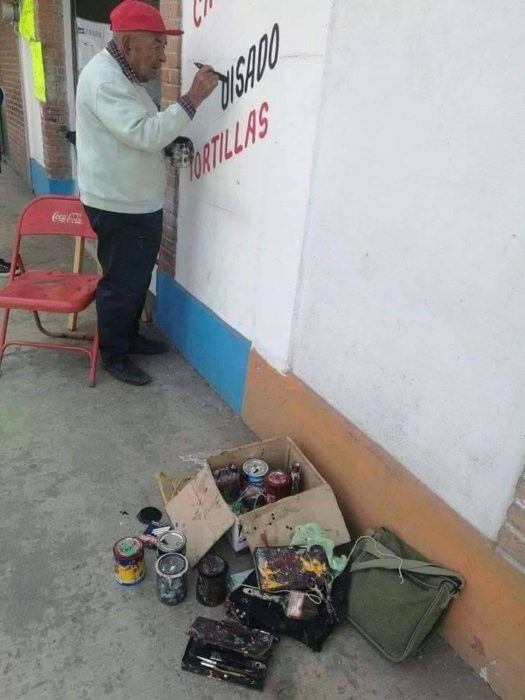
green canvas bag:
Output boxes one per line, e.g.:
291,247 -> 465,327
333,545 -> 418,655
347,527 -> 464,662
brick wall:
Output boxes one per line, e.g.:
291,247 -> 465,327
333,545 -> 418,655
497,472 -> 525,573
159,0 -> 183,277
0,21 -> 29,179
35,0 -> 72,181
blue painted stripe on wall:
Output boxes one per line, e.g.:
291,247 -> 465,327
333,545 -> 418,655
155,270 -> 251,414
30,159 -> 75,195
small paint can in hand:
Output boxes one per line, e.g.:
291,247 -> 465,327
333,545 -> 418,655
157,529 -> 187,557
196,554 -> 229,607
242,458 -> 269,487
113,537 -> 146,587
155,552 -> 189,605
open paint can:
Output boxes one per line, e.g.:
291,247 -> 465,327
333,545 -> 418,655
157,529 -> 187,557
156,552 -> 188,605
113,537 -> 146,587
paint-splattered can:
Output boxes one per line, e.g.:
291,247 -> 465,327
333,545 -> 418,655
242,458 -> 269,487
196,554 -> 229,607
113,537 -> 146,587
265,470 -> 291,503
157,530 -> 187,557
156,552 -> 189,605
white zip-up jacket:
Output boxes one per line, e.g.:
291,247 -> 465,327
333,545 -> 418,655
76,49 -> 190,214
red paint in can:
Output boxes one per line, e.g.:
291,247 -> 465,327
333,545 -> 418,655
265,470 -> 291,503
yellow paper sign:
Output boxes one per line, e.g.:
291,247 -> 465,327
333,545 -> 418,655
19,0 -> 35,41
30,41 -> 46,102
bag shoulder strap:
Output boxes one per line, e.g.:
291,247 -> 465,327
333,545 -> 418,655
350,538 -> 464,588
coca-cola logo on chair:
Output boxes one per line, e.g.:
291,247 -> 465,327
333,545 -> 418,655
52,211 -> 83,225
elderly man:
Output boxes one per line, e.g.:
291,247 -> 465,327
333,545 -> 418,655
76,0 -> 217,385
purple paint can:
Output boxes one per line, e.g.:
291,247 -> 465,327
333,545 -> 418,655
265,470 -> 291,503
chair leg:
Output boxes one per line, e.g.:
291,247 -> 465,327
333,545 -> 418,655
0,308 -> 10,368
88,324 -> 100,387
68,236 -> 85,332
33,310 -> 94,341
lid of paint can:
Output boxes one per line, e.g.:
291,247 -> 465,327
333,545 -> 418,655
137,506 -> 163,524
158,530 -> 186,552
156,552 -> 188,577
198,554 -> 228,577
113,536 -> 144,559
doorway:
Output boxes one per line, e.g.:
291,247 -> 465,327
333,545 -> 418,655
70,0 -> 161,104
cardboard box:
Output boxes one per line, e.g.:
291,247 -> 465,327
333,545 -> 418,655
165,463 -> 235,567
226,518 -> 248,553
166,436 -> 350,566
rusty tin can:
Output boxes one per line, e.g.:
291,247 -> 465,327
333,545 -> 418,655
265,470 -> 291,503
242,458 -> 269,487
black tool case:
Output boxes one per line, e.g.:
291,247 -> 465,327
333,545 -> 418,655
181,616 -> 276,690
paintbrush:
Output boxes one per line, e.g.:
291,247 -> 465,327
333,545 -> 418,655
194,62 -> 228,83
197,657 -> 251,678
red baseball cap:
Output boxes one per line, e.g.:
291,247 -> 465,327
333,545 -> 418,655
110,0 -> 183,36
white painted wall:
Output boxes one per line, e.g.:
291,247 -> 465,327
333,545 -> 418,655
291,0 -> 525,538
177,0 -> 331,370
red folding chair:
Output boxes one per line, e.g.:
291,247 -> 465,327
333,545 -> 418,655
0,196 -> 100,386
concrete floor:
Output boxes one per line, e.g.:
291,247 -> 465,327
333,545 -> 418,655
0,164 -> 498,699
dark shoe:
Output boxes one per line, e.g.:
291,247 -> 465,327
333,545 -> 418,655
129,334 -> 169,355
103,356 -> 152,385
0,258 -> 20,277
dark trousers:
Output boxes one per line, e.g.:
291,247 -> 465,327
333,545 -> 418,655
84,206 -> 163,362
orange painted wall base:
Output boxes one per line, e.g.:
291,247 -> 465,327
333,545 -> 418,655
243,351 -> 525,700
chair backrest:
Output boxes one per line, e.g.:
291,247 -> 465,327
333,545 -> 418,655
16,196 -> 97,239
